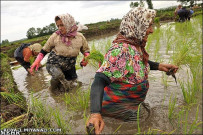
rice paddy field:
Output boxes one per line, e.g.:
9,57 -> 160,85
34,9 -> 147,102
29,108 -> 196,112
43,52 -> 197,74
2,14 -> 202,134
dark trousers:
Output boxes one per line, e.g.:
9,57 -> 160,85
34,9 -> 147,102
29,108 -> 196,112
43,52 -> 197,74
46,64 -> 77,91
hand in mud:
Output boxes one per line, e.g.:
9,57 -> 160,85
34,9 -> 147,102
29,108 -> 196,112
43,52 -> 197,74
30,61 -> 40,74
86,113 -> 104,134
38,64 -> 42,70
27,68 -> 34,75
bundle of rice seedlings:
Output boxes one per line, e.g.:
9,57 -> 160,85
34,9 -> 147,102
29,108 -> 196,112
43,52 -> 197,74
86,50 -> 104,68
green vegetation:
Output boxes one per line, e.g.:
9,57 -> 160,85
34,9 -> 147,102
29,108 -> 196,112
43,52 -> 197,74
0,6 -> 202,134
63,87 -> 90,111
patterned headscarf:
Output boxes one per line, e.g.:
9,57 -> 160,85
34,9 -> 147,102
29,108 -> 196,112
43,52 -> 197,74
120,7 -> 156,40
55,13 -> 78,46
113,7 -> 156,65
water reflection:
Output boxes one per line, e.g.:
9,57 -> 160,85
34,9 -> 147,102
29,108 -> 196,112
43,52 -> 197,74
24,69 -> 47,92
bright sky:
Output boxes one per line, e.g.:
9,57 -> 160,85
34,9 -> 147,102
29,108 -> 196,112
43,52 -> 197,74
1,1 -> 181,42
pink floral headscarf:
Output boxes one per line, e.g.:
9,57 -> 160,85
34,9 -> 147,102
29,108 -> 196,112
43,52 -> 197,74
55,13 -> 78,46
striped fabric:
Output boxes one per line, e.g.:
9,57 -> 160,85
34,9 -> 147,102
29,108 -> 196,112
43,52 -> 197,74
101,80 -> 149,121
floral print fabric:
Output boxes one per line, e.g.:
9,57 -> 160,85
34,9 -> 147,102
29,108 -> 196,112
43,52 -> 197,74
97,42 -> 150,84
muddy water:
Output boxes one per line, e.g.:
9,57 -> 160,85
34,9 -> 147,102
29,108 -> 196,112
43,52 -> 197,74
11,23 -> 202,134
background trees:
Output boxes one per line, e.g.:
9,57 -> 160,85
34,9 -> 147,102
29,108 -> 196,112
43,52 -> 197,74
26,23 -> 57,39
1,39 -> 10,46
177,0 -> 197,7
130,0 -> 153,9
146,0 -> 153,9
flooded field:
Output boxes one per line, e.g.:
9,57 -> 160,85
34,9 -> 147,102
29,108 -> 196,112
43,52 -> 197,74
11,16 -> 202,134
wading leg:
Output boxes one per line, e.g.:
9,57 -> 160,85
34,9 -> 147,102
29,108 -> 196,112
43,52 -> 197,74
47,65 -> 71,92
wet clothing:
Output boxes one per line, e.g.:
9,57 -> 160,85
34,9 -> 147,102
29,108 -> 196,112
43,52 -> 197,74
90,7 -> 157,121
42,32 -> 89,91
102,80 -> 149,121
178,8 -> 191,22
43,32 -> 89,57
38,13 -> 90,91
90,60 -> 159,114
46,51 -> 77,80
46,64 -> 76,91
14,43 -> 32,70
42,32 -> 89,81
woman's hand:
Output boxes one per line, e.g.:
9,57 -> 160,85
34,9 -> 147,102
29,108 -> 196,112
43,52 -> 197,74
30,60 -> 41,74
27,68 -> 34,75
158,63 -> 179,73
86,113 -> 105,134
30,53 -> 44,74
80,58 -> 88,67
80,52 -> 90,67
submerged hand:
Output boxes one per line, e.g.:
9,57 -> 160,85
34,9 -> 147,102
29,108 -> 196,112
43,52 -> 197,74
27,68 -> 34,75
86,113 -> 104,134
30,61 -> 40,74
158,63 -> 178,74
30,52 -> 44,74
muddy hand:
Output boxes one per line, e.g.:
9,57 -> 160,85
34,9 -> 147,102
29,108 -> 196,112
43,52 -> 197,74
86,113 -> 104,134
86,123 -> 95,135
166,68 -> 177,84
27,68 -> 34,76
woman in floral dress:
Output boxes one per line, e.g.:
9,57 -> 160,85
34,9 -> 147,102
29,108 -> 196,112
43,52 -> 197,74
86,7 -> 178,134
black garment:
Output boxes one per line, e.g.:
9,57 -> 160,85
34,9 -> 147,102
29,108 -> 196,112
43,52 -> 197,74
90,60 -> 160,114
90,72 -> 111,113
40,49 -> 48,56
46,51 -> 78,91
177,8 -> 191,22
148,60 -> 159,70
14,43 -> 31,70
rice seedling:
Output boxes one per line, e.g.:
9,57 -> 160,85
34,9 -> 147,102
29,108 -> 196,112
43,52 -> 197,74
144,128 -> 176,134
168,103 -> 203,134
186,105 -> 203,134
145,34 -> 153,53
0,92 -> 24,104
164,25 -> 173,55
50,107 -> 71,134
113,124 -> 123,134
0,114 -> 28,129
168,93 -> 177,120
63,87 -> 90,111
11,65 -> 22,70
179,68 -> 200,104
63,93 -> 77,111
161,72 -> 169,88
152,28 -> 161,61
29,94 -> 52,128
86,50 -> 104,68
29,56 -> 35,65
136,103 -> 141,135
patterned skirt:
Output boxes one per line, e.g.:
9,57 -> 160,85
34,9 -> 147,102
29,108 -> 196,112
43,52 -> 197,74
47,51 -> 76,71
101,80 -> 150,121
